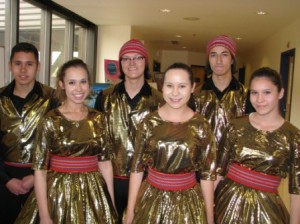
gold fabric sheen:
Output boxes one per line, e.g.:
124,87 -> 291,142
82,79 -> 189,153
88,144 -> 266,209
101,86 -> 162,177
0,84 -> 54,163
15,109 -> 117,224
131,111 -> 216,224
215,116 -> 300,224
193,82 -> 248,146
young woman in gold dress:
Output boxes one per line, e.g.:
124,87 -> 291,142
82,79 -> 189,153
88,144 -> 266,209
214,67 -> 300,224
16,59 -> 117,224
125,63 -> 216,224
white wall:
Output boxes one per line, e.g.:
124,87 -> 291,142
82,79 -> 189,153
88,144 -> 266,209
160,50 -> 207,71
243,17 -> 300,129
188,51 -> 206,67
96,25 -> 131,83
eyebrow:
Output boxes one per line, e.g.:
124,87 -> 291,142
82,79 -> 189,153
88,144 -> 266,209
12,60 -> 35,63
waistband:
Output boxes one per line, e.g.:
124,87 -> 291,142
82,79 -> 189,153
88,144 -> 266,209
226,163 -> 281,193
114,175 -> 130,180
4,161 -> 32,168
146,168 -> 196,191
50,155 -> 98,173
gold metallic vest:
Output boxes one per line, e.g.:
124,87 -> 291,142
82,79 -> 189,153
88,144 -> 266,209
101,83 -> 162,176
0,83 -> 55,163
193,78 -> 248,146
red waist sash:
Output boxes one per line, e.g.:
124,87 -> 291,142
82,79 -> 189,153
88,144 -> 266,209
50,155 -> 98,173
146,168 -> 197,191
226,163 -> 281,193
4,161 -> 32,168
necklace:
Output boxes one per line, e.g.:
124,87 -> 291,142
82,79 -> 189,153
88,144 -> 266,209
58,104 -> 88,128
75,121 -> 80,128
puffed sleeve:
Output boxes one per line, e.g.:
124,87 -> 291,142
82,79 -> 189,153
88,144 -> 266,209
197,120 -> 217,181
131,120 -> 150,173
32,118 -> 52,170
289,129 -> 300,194
216,123 -> 236,176
97,112 -> 113,161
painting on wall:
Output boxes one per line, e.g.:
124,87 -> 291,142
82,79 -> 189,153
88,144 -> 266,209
104,59 -> 120,83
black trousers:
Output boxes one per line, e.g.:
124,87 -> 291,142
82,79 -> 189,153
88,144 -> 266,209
114,177 -> 129,224
0,165 -> 33,224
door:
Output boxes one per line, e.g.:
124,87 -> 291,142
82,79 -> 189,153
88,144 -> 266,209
280,49 -> 295,121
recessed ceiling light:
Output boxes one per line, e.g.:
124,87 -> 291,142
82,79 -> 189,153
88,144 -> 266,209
183,17 -> 200,21
160,9 -> 171,13
235,37 -> 242,40
182,46 -> 187,49
175,35 -> 182,38
257,11 -> 267,15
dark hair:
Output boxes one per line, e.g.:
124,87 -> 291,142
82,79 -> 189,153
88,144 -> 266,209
249,67 -> 283,92
10,42 -> 39,63
205,57 -> 237,75
55,59 -> 91,104
118,61 -> 150,80
163,62 -> 195,85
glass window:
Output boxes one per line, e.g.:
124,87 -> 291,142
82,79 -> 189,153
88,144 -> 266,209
74,24 -> 86,59
0,0 -> 5,46
19,0 -> 41,50
50,14 -> 66,87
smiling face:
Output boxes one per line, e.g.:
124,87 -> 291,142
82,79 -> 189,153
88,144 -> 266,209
120,53 -> 146,81
208,46 -> 233,77
59,66 -> 90,106
9,52 -> 40,87
250,77 -> 284,117
162,68 -> 195,110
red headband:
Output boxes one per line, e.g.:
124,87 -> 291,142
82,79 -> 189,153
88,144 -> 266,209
206,35 -> 236,58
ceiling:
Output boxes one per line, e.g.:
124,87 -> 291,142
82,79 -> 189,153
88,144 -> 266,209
52,0 -> 300,55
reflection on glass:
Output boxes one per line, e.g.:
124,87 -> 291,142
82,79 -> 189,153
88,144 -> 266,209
19,0 -> 41,50
50,14 -> 66,87
0,0 -> 5,46
74,24 -> 85,59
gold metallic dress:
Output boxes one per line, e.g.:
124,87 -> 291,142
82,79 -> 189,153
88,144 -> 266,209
193,77 -> 248,146
15,108 -> 117,224
215,115 -> 300,224
131,111 -> 216,224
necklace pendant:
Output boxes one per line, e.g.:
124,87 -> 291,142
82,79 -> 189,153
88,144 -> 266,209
75,122 -> 79,128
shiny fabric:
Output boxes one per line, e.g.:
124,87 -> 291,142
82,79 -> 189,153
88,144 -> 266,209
99,82 -> 163,177
0,83 -> 54,164
131,111 -> 216,224
193,76 -> 248,146
215,115 -> 300,224
15,108 -> 117,224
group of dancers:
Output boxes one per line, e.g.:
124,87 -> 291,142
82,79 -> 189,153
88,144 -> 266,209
0,35 -> 299,224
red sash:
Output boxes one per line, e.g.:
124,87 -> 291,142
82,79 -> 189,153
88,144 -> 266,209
50,155 -> 98,173
226,163 -> 281,193
146,168 -> 196,191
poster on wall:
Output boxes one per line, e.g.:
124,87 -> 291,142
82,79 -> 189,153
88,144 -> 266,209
104,59 -> 120,83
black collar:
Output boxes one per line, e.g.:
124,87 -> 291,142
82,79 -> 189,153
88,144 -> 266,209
0,80 -> 44,98
114,80 -> 152,97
